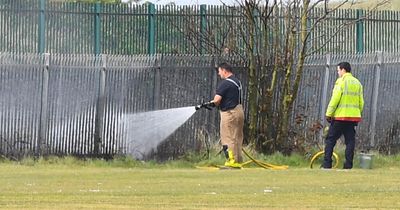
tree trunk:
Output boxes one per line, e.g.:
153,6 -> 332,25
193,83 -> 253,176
277,94 -> 292,152
275,5 -> 296,151
245,5 -> 258,146
275,0 -> 310,154
259,7 -> 281,153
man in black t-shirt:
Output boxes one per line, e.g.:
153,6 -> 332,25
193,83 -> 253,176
206,62 -> 244,168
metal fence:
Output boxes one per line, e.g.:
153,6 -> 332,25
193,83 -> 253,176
0,53 -> 217,159
296,53 -> 400,154
1,0 -> 400,55
1,52 -> 400,159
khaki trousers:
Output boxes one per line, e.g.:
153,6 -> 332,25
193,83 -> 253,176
220,105 -> 244,163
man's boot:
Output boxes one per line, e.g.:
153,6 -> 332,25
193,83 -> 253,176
224,150 -> 242,168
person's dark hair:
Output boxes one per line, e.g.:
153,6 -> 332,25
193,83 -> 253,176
337,62 -> 351,72
218,62 -> 233,73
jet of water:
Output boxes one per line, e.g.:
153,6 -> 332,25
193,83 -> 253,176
124,106 -> 196,159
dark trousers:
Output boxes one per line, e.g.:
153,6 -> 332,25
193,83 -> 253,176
323,120 -> 357,169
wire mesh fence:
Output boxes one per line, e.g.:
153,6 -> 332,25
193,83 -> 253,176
1,0 -> 400,55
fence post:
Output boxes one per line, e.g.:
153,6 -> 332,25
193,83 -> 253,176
148,3 -> 156,55
320,54 -> 330,141
153,55 -> 161,110
252,8 -> 259,55
38,0 -> 46,53
306,10 -> 311,51
94,55 -> 106,156
38,53 -> 50,156
356,9 -> 364,54
210,56 -> 218,129
94,2 -> 101,55
369,52 -> 382,149
211,56 -> 218,97
200,4 -> 207,55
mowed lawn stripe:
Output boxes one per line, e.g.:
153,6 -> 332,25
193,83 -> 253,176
0,165 -> 399,209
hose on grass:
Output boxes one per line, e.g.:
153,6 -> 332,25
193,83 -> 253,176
196,149 -> 339,170
309,151 -> 339,169
241,149 -> 289,170
196,148 -> 289,170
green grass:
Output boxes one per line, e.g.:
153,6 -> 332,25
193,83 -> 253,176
0,154 -> 400,209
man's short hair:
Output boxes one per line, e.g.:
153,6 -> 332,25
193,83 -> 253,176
218,62 -> 233,73
337,62 -> 351,72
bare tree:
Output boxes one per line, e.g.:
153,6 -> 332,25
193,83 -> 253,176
178,0 -> 389,154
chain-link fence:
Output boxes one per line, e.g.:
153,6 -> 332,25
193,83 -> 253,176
1,1 -> 400,55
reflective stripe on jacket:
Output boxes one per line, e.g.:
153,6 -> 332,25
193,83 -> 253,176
326,73 -> 364,122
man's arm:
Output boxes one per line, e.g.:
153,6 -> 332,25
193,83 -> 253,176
359,85 -> 364,113
212,94 -> 222,106
199,95 -> 221,109
325,79 -> 343,117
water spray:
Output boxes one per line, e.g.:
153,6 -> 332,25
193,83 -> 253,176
124,106 -> 197,159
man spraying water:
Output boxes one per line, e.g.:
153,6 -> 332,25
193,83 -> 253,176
196,62 -> 244,168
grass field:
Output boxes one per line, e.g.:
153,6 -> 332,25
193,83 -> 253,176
0,157 -> 399,209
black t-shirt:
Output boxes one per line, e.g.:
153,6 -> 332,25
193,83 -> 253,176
216,76 -> 241,111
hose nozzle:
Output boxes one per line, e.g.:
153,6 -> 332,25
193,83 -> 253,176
194,100 -> 215,111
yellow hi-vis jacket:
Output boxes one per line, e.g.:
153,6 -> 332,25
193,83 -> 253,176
326,72 -> 364,122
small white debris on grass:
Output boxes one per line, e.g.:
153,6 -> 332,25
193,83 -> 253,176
89,189 -> 100,192
263,189 -> 273,193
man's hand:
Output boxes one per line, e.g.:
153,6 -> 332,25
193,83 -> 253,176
202,101 -> 215,110
326,116 -> 332,123
195,100 -> 215,110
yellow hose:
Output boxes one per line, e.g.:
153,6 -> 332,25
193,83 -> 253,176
196,149 -> 289,170
196,149 -> 339,170
241,149 -> 288,170
309,151 -> 339,169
